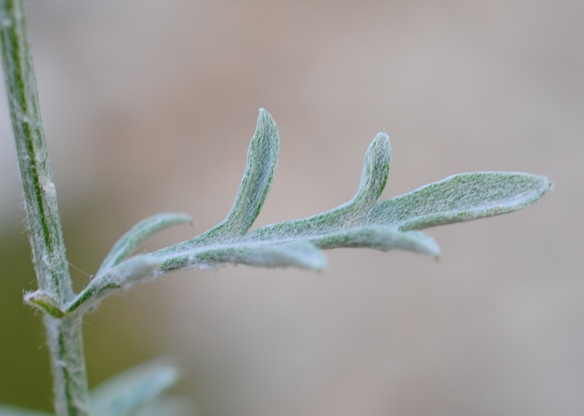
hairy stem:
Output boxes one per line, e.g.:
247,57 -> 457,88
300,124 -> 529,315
0,0 -> 89,414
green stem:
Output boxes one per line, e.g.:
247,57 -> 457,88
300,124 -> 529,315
0,1 -> 89,414
45,316 -> 90,416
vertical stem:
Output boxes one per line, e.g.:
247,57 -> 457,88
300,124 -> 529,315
44,316 -> 90,416
0,1 -> 90,414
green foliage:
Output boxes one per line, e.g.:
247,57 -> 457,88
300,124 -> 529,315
25,109 -> 551,320
0,1 -> 551,414
89,358 -> 193,416
0,405 -> 52,416
0,359 -> 192,416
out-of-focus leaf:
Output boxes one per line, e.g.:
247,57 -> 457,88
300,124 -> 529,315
132,397 -> 196,416
0,405 -> 52,416
89,358 -> 180,416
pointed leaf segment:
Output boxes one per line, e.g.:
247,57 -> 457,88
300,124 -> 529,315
25,109 -> 552,318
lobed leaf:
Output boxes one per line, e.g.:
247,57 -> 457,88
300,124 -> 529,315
244,132 -> 393,241
58,109 -> 551,318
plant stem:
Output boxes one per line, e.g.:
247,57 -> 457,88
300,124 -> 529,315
0,1 -> 90,414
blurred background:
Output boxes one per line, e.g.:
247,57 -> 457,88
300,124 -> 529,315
0,0 -> 581,415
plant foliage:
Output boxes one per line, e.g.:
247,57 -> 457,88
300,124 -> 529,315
25,109 -> 552,319
0,358 -> 193,416
5,106 -> 551,415
1,0 -> 551,413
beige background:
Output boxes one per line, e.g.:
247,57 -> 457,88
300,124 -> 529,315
0,1 -> 581,415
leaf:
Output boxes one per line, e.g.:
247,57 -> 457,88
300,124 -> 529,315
183,108 -> 279,246
244,132 -> 392,239
90,358 -> 180,416
308,226 -> 440,258
0,405 -> 52,416
24,290 -> 64,318
63,109 -> 551,317
369,172 -> 553,231
160,241 -> 327,272
153,130 -> 550,272
347,132 -> 391,213
95,213 -> 192,279
153,131 -> 440,272
127,125 -> 550,273
132,397 -> 195,416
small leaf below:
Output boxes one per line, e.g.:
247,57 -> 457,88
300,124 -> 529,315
90,358 -> 180,416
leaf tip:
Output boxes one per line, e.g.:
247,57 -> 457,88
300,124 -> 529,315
542,175 -> 554,192
257,107 -> 275,128
372,130 -> 390,146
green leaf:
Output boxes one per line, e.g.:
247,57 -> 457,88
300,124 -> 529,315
96,213 -> 192,279
64,109 -> 551,317
161,241 -> 327,272
132,397 -> 195,416
106,113 -> 551,274
347,132 -> 391,213
240,132 -> 392,241
90,358 -> 180,416
24,290 -> 64,318
187,108 -> 279,245
152,128 -> 549,272
151,132 -> 438,272
307,226 -> 440,258
370,172 -> 552,231
0,405 -> 52,416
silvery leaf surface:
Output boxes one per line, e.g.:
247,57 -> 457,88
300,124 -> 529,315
64,109 -> 550,317
370,172 -> 552,231
169,108 -> 279,250
138,110 -> 551,273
